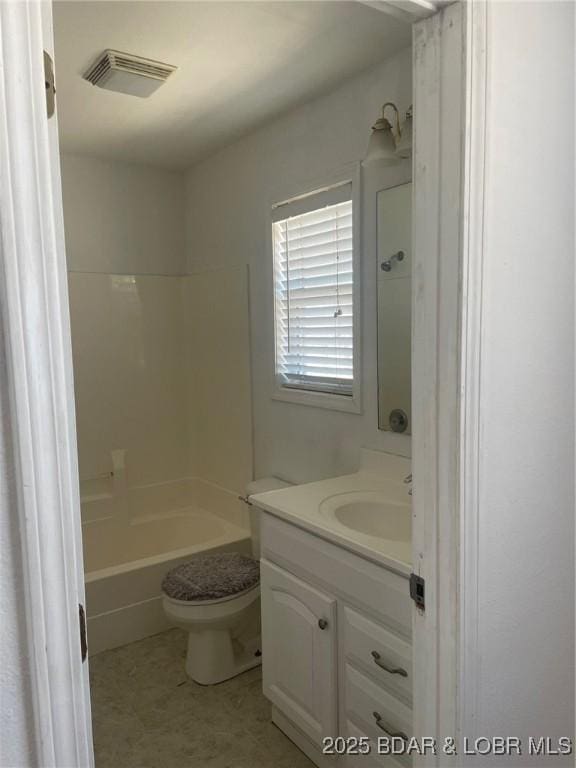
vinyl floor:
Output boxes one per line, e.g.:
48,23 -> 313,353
90,628 -> 314,768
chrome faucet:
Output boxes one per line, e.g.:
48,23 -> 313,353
404,473 -> 413,496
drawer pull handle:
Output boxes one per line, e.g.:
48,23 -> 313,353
372,712 -> 408,742
371,650 -> 408,677
318,618 -> 328,630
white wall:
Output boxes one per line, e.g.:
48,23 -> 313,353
61,156 -> 191,499
184,267 -> 253,495
0,335 -> 37,767
67,269 -> 253,500
471,2 -> 574,759
62,51 -> 413,490
63,154 -> 254,503
185,50 -> 413,484
61,154 -> 186,275
68,273 -> 190,492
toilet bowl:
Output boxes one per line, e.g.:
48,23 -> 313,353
161,476 -> 291,685
163,583 -> 261,685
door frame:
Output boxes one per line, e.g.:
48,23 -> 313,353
411,1 -> 488,762
0,2 -> 93,766
0,0 -> 487,765
411,4 -> 464,757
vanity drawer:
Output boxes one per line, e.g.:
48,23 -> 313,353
342,606 -> 412,706
344,719 -> 406,768
261,513 -> 411,638
345,665 -> 412,749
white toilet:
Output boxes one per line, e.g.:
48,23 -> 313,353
162,477 -> 290,685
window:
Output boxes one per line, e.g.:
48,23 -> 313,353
272,183 -> 354,399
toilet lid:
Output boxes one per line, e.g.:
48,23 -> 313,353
161,552 -> 260,602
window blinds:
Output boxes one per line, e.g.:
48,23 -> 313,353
273,187 -> 354,396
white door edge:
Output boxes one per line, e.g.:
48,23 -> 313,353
457,0 -> 489,745
0,2 -> 94,766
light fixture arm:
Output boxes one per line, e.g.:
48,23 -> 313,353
381,102 -> 401,139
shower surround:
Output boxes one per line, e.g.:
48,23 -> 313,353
68,267 -> 253,654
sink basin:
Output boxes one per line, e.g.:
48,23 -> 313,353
320,491 -> 411,543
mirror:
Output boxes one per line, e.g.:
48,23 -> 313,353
376,182 -> 412,433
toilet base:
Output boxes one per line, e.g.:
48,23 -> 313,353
185,629 -> 262,685
163,583 -> 262,685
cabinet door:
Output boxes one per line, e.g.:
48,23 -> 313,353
261,559 -> 337,746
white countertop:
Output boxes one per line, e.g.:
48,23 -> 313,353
251,450 -> 412,577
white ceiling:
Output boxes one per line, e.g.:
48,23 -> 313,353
54,2 -> 410,170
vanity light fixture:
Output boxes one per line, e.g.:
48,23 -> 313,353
362,103 -> 413,166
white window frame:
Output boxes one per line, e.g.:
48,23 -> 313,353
269,165 -> 362,414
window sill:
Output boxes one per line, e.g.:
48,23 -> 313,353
272,384 -> 361,414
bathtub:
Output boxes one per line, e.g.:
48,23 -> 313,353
82,478 -> 251,656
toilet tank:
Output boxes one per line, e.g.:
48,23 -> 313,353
245,477 -> 292,558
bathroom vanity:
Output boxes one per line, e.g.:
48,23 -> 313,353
253,451 -> 413,767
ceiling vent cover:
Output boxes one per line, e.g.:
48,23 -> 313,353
83,50 -> 177,98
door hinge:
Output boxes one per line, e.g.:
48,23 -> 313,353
44,50 -> 56,119
409,573 -> 425,610
79,603 -> 88,662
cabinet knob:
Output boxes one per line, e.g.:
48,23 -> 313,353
318,618 -> 328,630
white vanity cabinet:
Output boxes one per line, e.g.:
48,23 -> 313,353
261,559 -> 337,746
260,511 -> 413,768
